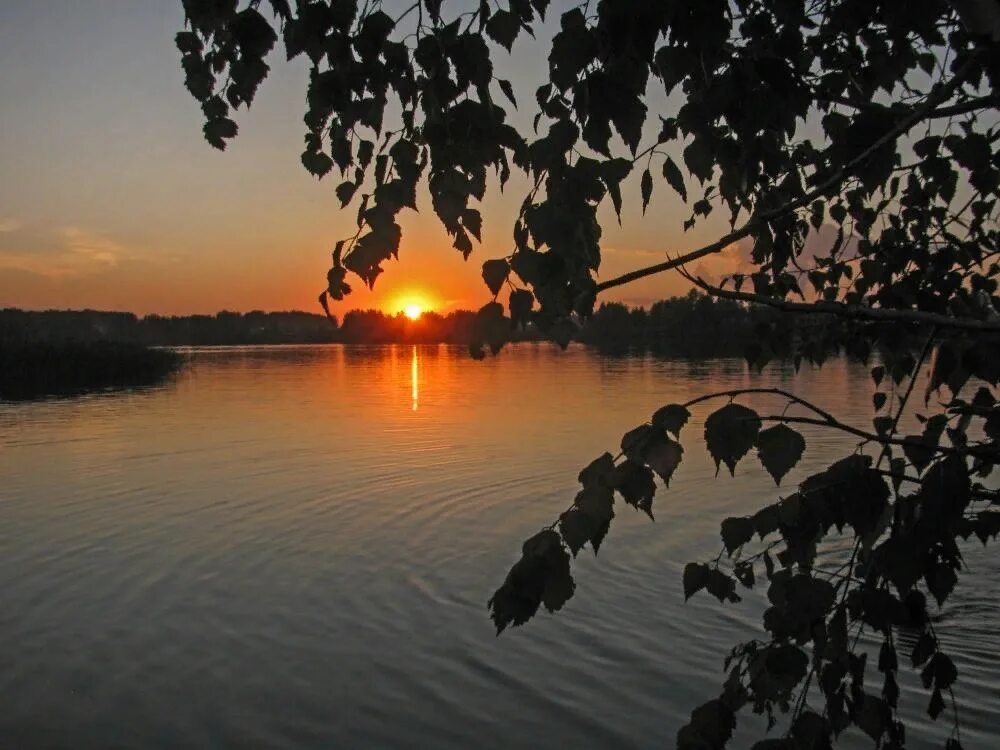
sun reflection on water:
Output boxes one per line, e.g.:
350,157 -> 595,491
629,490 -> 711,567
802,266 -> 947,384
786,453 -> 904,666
411,345 -> 418,411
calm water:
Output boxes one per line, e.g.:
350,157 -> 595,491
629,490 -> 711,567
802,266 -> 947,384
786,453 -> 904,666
1,344 -> 997,748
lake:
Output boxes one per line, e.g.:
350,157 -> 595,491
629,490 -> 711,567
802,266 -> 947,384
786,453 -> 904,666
1,344 -> 997,748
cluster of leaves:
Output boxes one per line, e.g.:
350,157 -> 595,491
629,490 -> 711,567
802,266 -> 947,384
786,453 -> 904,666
178,0 -> 550,344
491,365 -> 1000,747
490,405 -> 689,631
178,0 -> 1000,362
177,0 -> 1000,746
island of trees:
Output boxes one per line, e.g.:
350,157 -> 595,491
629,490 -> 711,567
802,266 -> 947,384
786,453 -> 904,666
0,340 -> 182,401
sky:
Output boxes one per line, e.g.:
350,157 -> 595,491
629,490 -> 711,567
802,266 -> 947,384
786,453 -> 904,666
0,0 -> 743,317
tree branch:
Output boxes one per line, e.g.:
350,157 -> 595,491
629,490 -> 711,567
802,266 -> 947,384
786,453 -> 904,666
814,93 -> 998,119
682,387 -> 837,422
929,94 -> 1000,118
595,64 -> 977,295
759,414 -> 1000,458
681,272 -> 1000,333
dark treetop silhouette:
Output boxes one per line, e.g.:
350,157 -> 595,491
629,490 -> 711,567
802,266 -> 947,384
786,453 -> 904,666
176,0 -> 1000,747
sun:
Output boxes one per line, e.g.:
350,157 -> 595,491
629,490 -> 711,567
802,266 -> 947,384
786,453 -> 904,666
394,291 -> 436,319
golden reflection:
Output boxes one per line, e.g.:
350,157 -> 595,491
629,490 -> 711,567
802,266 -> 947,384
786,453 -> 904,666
411,345 -> 419,411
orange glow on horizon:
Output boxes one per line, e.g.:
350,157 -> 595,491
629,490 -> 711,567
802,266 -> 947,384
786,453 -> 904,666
388,288 -> 438,319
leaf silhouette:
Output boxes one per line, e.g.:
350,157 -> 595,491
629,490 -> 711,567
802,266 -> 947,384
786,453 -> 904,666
487,529 -> 575,634
640,168 -> 653,213
720,516 -> 755,554
704,404 -> 761,476
683,562 -> 710,601
652,403 -> 690,437
661,156 -> 687,202
482,259 -> 510,297
612,459 -> 656,518
756,424 -> 806,485
644,436 -> 683,486
508,289 -> 533,329
578,452 -> 615,488
497,78 -> 517,108
485,10 -> 520,51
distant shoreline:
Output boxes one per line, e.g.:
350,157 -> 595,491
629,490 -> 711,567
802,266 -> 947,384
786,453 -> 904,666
1,293 -> 820,359
0,291 -> 844,367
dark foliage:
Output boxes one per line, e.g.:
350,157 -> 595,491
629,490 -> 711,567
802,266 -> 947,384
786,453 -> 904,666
175,0 -> 1000,746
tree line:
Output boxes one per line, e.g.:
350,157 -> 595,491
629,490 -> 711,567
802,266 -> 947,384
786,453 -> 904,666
0,308 -> 338,346
1,294 -> 832,355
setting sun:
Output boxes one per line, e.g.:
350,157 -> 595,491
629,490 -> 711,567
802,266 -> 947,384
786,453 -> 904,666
395,291 -> 437,320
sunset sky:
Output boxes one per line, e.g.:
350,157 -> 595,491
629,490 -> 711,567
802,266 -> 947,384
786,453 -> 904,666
0,1 -> 746,318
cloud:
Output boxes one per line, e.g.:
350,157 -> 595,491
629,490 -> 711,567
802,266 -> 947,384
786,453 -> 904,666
0,224 -> 135,278
671,238 -> 753,287
60,226 -> 127,267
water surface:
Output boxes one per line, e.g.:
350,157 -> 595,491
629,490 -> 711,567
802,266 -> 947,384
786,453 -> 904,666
1,344 -> 996,748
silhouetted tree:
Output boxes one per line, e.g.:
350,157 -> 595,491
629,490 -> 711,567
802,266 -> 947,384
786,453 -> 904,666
177,1 -> 1000,746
